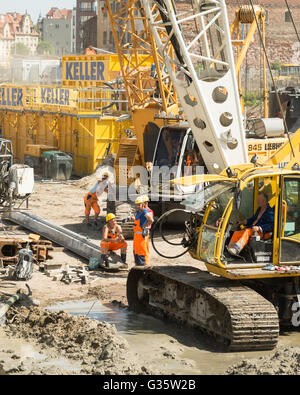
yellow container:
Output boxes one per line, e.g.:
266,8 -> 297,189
0,80 -> 134,176
0,108 -> 132,176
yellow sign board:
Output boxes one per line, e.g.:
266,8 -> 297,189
62,57 -> 110,84
0,85 -> 78,111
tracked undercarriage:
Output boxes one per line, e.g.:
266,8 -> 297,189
127,265 -> 279,351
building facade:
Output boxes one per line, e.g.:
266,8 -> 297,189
97,0 -> 144,53
40,8 -> 73,57
76,0 -> 97,53
0,13 -> 39,65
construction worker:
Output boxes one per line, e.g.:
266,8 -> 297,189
132,196 -> 154,266
84,172 -> 109,223
142,195 -> 154,227
84,45 -> 97,55
100,213 -> 127,267
227,192 -> 274,256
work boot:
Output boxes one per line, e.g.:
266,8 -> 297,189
101,254 -> 110,268
120,253 -> 128,269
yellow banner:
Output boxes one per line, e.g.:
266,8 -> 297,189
24,86 -> 78,109
0,86 -> 24,110
0,85 -> 78,111
62,58 -> 110,83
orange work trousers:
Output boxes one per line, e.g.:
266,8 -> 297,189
228,228 -> 271,254
84,192 -> 100,216
100,240 -> 127,255
133,219 -> 150,266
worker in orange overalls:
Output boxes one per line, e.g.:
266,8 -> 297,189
132,196 -> 154,266
100,213 -> 127,267
227,192 -> 274,256
84,172 -> 109,223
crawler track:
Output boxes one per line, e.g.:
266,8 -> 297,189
127,265 -> 279,351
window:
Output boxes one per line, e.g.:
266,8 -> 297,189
285,10 -> 291,22
282,178 -> 300,239
280,177 -> 300,263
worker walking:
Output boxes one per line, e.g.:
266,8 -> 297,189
132,196 -> 154,266
84,172 -> 109,223
100,213 -> 127,267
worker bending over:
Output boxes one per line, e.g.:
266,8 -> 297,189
84,172 -> 109,223
227,192 -> 274,256
100,213 -> 127,267
132,196 -> 154,266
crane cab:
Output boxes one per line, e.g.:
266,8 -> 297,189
176,165 -> 300,280
151,123 -> 203,199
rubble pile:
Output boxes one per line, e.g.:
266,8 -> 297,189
227,347 -> 300,375
3,305 -> 152,375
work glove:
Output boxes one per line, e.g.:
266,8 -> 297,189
142,228 -> 149,238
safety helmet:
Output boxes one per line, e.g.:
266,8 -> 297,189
102,172 -> 109,178
142,195 -> 149,202
106,213 -> 116,222
135,196 -> 144,204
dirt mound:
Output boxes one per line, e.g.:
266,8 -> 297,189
226,347 -> 300,375
4,305 -> 152,375
73,156 -> 115,190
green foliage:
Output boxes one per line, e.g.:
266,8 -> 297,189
11,43 -> 30,56
271,61 -> 282,71
37,41 -> 54,56
243,91 -> 262,107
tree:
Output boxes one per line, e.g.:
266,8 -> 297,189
11,43 -> 30,56
271,61 -> 282,72
37,41 -> 54,56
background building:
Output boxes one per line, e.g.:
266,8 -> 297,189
39,8 -> 73,57
97,0 -> 144,53
0,12 -> 39,65
76,0 -> 97,53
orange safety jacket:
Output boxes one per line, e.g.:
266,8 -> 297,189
100,225 -> 127,255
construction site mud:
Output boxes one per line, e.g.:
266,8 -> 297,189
0,178 -> 300,375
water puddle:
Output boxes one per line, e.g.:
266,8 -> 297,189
0,331 -> 82,374
48,299 -> 292,375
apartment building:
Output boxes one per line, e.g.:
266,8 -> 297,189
39,8 -> 73,57
0,12 -> 39,64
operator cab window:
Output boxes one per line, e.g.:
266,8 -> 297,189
280,177 -> 300,263
282,178 -> 300,239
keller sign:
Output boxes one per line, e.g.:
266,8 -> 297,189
63,60 -> 108,82
0,87 -> 23,108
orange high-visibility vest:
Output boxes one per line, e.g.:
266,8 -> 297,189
133,217 -> 150,265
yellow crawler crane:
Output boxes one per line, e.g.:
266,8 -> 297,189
126,0 -> 300,351
127,143 -> 300,350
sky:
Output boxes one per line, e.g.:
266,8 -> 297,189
0,0 -> 76,23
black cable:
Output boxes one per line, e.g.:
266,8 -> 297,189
285,0 -> 300,43
158,208 -> 187,246
150,208 -> 191,259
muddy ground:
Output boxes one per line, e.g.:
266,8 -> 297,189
0,173 -> 300,375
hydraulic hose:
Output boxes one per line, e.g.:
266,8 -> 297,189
150,208 -> 192,259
